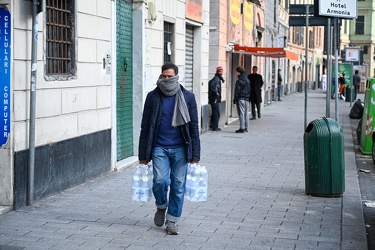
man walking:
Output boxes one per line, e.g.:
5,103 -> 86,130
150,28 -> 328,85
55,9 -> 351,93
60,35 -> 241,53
208,66 -> 224,131
353,70 -> 361,100
277,69 -> 283,101
138,63 -> 201,235
233,66 -> 250,133
248,66 -> 263,120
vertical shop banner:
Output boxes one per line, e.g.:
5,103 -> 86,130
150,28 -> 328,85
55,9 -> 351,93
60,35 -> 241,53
0,8 -> 11,147
186,0 -> 203,23
230,0 -> 242,44
243,2 -> 254,46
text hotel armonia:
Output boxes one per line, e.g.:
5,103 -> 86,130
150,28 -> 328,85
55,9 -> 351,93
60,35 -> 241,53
0,8 -> 11,147
319,0 -> 357,19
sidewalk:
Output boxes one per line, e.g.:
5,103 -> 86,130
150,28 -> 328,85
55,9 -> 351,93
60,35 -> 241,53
0,91 -> 367,250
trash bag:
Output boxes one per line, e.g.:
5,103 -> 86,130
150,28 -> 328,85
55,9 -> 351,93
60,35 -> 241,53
349,99 -> 364,119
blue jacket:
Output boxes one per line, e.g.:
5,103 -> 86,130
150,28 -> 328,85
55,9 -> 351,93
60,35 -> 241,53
138,85 -> 201,163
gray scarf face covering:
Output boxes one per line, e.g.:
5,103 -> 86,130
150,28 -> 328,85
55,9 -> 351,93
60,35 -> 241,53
157,75 -> 191,127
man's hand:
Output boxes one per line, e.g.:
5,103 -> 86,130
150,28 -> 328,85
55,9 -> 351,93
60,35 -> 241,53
139,160 -> 148,165
190,160 -> 199,164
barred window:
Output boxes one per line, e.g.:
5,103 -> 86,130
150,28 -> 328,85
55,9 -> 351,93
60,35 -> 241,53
164,22 -> 174,63
45,0 -> 76,77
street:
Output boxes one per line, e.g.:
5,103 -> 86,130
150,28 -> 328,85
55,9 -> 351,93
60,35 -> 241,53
0,91 -> 368,250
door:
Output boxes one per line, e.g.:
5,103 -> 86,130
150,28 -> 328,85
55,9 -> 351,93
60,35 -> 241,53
116,0 -> 133,160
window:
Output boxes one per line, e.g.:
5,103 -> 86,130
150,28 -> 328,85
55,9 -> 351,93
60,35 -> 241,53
164,22 -> 174,63
295,27 -> 299,45
300,27 -> 304,46
364,46 -> 368,54
45,0 -> 76,77
309,30 -> 314,49
355,16 -> 365,35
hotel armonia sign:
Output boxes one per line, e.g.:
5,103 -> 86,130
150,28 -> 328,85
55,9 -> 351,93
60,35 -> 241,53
319,0 -> 357,19
0,8 -> 10,147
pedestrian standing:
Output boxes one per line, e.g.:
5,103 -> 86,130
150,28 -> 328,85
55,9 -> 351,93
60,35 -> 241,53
208,66 -> 224,131
353,70 -> 361,100
138,63 -> 201,235
248,66 -> 263,120
321,72 -> 327,91
233,66 -> 250,133
277,69 -> 283,101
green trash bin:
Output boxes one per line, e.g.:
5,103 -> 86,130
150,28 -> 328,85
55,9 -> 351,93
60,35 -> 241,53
304,117 -> 345,196
359,78 -> 375,154
345,85 -> 354,102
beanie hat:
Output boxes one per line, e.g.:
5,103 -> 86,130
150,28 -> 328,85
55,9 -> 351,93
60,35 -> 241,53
216,66 -> 223,72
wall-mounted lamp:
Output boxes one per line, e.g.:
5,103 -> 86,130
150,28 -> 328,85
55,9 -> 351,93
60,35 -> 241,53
147,2 -> 157,24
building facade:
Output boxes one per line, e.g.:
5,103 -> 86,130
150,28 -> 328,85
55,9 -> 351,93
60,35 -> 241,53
0,0 -> 113,209
0,0 -> 212,210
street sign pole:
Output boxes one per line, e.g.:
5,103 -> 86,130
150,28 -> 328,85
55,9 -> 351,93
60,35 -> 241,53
304,5 -> 309,130
326,18 -> 331,118
334,17 -> 339,122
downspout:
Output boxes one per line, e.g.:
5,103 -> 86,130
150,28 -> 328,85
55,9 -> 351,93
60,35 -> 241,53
27,0 -> 43,206
111,0 -> 116,170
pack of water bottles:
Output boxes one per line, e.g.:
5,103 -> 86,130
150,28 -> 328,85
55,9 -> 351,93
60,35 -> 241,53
131,163 -> 153,202
185,163 -> 208,202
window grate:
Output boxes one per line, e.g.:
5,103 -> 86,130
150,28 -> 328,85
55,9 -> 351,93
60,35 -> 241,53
164,22 -> 173,63
46,0 -> 74,75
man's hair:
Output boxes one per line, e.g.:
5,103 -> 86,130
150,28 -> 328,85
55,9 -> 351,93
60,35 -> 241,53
236,66 -> 245,74
162,63 -> 179,75
252,66 -> 258,70
355,70 -> 359,74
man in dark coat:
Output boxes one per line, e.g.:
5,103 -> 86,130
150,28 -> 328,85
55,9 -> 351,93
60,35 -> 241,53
208,66 -> 224,131
277,69 -> 283,101
248,66 -> 263,120
353,70 -> 361,100
138,63 -> 200,235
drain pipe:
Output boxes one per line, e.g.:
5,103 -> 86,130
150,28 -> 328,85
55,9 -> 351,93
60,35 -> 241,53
27,0 -> 43,206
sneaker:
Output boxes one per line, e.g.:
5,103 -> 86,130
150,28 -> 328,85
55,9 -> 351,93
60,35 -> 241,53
235,129 -> 245,133
154,208 -> 166,227
245,128 -> 248,132
165,220 -> 179,235
250,116 -> 256,120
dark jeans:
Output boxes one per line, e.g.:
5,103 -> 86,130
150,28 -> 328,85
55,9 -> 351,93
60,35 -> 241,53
210,101 -> 220,129
251,99 -> 261,117
277,84 -> 281,99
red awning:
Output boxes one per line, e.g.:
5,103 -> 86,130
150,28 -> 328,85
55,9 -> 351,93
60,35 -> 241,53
233,46 -> 299,61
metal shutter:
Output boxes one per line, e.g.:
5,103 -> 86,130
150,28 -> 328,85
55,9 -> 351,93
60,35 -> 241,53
185,25 -> 194,91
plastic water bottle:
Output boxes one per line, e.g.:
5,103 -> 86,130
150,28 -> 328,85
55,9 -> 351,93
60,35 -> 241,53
147,165 -> 153,198
131,177 -> 141,202
190,164 -> 200,202
198,166 -> 208,201
140,181 -> 150,202
185,164 -> 192,200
